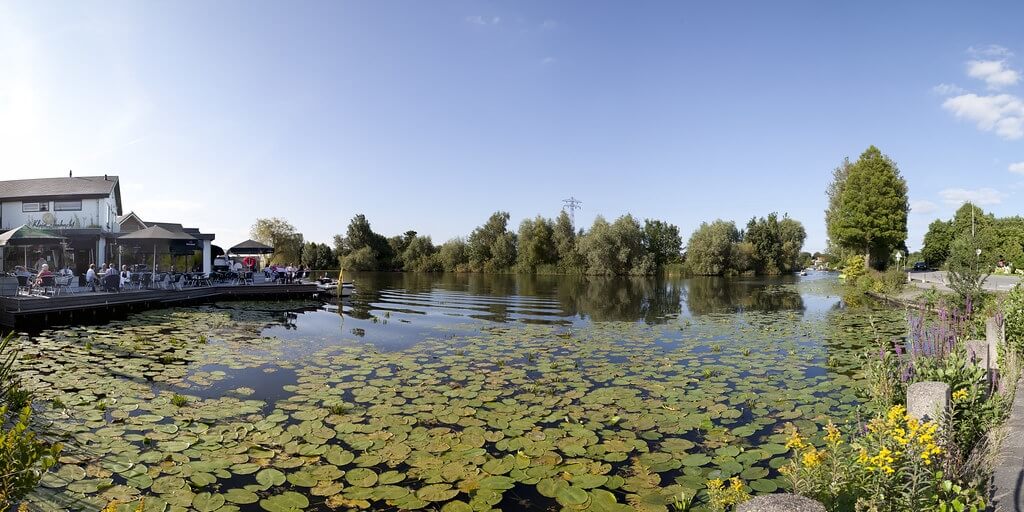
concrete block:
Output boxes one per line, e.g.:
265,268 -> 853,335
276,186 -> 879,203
737,495 -> 825,512
907,381 -> 950,422
967,340 -> 991,370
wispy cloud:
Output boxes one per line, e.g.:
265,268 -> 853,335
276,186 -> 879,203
969,44 -> 1014,58
541,56 -> 556,65
1010,162 -> 1024,174
910,200 -> 938,215
938,187 -> 1007,206
465,15 -> 500,26
967,59 -> 1020,89
942,93 -> 1024,139
932,83 -> 965,96
540,19 -> 558,30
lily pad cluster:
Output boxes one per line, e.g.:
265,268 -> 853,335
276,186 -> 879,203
11,292 -> 905,511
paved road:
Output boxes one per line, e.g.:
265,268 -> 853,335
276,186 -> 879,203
908,270 -> 1021,292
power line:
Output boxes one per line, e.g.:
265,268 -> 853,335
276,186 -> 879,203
562,197 -> 583,229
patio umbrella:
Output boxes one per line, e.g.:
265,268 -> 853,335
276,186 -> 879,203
228,239 -> 274,255
0,225 -> 66,270
119,226 -> 196,279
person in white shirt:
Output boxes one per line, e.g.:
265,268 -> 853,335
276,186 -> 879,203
86,264 -> 97,292
120,265 -> 132,288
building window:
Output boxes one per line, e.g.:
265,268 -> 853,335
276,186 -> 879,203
22,202 -> 49,212
54,200 -> 82,211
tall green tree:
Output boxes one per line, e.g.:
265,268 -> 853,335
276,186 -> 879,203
921,219 -> 953,268
467,212 -> 517,272
438,238 -> 469,272
824,157 -> 852,258
642,219 -> 682,267
402,235 -> 439,272
686,220 -> 740,276
251,217 -> 304,265
516,216 -> 557,271
576,215 -> 653,275
553,211 -> 584,272
827,146 -> 908,269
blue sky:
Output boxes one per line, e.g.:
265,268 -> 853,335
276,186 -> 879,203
2,1 -> 1023,252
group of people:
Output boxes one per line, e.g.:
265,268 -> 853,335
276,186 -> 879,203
84,263 -> 131,292
264,263 -> 305,283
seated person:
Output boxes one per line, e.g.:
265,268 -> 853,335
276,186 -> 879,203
34,264 -> 53,287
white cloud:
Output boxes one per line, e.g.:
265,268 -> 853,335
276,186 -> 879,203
942,93 -> 1024,139
465,15 -> 500,26
1010,162 -> 1024,174
910,200 -> 938,215
541,57 -> 555,65
932,83 -> 965,96
939,187 -> 1007,206
967,59 -> 1020,89
541,19 -> 558,30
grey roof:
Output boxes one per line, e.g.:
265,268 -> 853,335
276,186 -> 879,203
0,175 -> 121,214
118,225 -> 196,241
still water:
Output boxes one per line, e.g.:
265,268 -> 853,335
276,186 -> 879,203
266,272 -> 841,349
20,271 -> 903,512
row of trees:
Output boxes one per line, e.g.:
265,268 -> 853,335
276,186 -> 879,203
921,203 -> 1024,270
250,211 -> 808,277
685,213 -> 808,276
334,211 -> 683,275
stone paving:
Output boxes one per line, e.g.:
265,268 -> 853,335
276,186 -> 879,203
993,380 -> 1024,511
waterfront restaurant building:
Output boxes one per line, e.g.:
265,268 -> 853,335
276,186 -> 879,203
117,212 -> 217,274
0,175 -> 122,273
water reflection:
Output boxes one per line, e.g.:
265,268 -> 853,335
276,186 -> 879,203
684,276 -> 806,315
262,272 -> 838,350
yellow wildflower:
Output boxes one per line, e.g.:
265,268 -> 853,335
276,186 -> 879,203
824,422 -> 842,446
707,478 -> 724,490
785,430 -> 805,450
801,448 -> 823,468
952,389 -> 969,402
729,477 -> 744,491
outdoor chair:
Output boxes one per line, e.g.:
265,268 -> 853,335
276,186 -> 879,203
241,271 -> 254,286
130,273 -> 142,290
16,275 -> 30,295
152,273 -> 166,289
40,276 -> 57,296
102,274 -> 120,292
141,273 -> 153,289
55,275 -> 76,295
167,274 -> 183,291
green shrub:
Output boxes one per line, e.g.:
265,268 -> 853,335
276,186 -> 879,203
879,267 -> 907,293
843,255 -> 866,282
1006,285 -> 1024,357
0,406 -> 62,509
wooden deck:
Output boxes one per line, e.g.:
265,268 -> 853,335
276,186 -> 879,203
0,283 -> 320,328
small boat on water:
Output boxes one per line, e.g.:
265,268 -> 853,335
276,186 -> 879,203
315,279 -> 355,298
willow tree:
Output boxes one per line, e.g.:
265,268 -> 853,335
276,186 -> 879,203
827,146 -> 908,269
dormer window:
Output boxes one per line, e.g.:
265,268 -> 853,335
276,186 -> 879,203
22,201 -> 49,212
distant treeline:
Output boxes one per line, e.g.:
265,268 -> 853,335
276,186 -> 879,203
250,210 -> 807,277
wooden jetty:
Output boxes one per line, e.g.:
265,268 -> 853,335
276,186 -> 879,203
0,283 -> 319,329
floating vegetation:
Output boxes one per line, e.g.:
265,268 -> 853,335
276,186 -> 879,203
9,287 -> 905,511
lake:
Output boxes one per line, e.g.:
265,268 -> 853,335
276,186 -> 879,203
17,271 -> 906,511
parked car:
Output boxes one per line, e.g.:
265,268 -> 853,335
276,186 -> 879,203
912,261 -> 928,272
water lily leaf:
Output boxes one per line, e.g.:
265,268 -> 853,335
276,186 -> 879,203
255,468 -> 286,488
259,491 -> 309,511
192,492 -> 226,512
224,488 -> 259,504
345,468 -> 377,488
416,483 -> 459,502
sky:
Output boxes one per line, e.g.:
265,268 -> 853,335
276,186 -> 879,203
1,1 -> 1023,253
